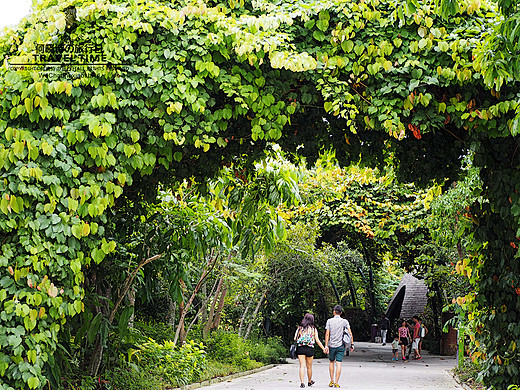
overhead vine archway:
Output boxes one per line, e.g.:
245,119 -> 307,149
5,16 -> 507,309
1,0 -> 519,388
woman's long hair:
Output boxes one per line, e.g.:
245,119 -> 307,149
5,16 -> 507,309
300,313 -> 315,330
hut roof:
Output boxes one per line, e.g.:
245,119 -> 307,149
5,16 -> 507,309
386,273 -> 428,320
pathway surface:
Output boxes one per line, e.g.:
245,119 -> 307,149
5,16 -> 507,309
203,342 -> 463,390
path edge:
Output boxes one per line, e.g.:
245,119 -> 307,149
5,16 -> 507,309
450,369 -> 474,390
174,363 -> 279,390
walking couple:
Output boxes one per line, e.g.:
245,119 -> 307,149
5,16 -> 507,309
293,305 -> 354,388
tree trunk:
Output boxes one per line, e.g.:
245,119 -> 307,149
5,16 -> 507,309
173,251 -> 221,345
177,301 -> 187,344
238,301 -> 252,337
368,261 -> 376,322
187,278 -> 220,337
433,280 -> 444,341
329,278 -> 341,304
244,292 -> 265,340
344,269 -> 358,307
186,305 -> 204,336
456,239 -> 463,259
201,283 -> 208,325
127,287 -> 135,329
211,285 -> 228,330
203,278 -> 224,339
431,282 -> 440,347
87,254 -> 161,376
359,240 -> 376,322
87,337 -> 104,378
166,294 -> 176,328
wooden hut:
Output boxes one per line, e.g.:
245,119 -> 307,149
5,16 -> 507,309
386,273 -> 428,320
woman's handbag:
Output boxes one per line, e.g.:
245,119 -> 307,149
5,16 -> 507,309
289,343 -> 297,359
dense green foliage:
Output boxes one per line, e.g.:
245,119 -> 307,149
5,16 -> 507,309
206,330 -> 284,368
97,321 -> 284,389
262,219 -> 400,342
131,339 -> 206,387
288,164 -> 429,269
1,0 -> 520,388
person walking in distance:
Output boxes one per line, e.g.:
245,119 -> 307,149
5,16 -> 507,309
294,313 -> 327,388
406,319 -> 414,360
325,305 -> 354,388
391,335 -> 400,360
398,319 -> 410,362
418,317 -> 428,355
412,316 -> 422,360
379,313 -> 390,345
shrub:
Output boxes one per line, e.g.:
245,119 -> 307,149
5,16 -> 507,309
132,339 -> 206,386
133,320 -> 176,343
206,331 -> 255,369
248,336 -> 285,364
107,362 -> 164,390
62,376 -> 97,390
198,360 -> 261,382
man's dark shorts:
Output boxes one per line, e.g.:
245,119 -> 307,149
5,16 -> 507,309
328,346 -> 345,362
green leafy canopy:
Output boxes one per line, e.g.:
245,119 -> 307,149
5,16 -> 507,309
1,0 -> 520,388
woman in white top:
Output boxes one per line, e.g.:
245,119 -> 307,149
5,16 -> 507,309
294,313 -> 327,388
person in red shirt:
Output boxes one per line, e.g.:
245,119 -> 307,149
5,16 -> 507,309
412,316 -> 422,360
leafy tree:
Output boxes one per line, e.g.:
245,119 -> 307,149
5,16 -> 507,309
283,161 -> 429,320
261,222 -> 335,342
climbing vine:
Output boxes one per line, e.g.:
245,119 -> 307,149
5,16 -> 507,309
1,0 -> 520,388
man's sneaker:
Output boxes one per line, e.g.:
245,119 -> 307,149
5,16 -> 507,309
413,356 -> 422,360
382,343 -> 386,346
333,384 -> 340,388
329,381 -> 335,387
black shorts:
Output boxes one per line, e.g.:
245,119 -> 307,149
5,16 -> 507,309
296,345 -> 315,357
399,337 -> 408,346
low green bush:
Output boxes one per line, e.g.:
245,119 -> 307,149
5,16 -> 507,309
62,376 -> 97,390
133,320 -> 176,343
248,336 -> 286,364
206,331 -> 255,369
198,359 -> 262,382
131,339 -> 206,386
107,362 -> 164,390
206,331 -> 285,368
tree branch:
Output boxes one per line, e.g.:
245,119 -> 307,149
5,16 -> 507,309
109,254 -> 162,323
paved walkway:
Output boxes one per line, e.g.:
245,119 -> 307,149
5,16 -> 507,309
203,342 -> 463,389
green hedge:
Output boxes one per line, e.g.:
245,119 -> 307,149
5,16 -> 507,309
206,331 -> 285,369
131,339 -> 206,387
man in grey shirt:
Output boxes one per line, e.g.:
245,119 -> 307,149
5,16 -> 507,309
325,305 -> 354,388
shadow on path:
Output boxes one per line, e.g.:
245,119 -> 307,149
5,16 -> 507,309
201,341 -> 463,390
